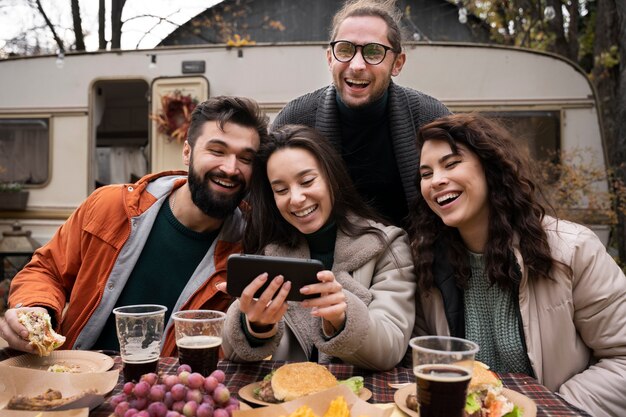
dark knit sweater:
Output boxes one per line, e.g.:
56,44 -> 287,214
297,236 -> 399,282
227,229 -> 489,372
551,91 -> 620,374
272,82 -> 450,219
336,92 -> 407,226
304,221 -> 337,270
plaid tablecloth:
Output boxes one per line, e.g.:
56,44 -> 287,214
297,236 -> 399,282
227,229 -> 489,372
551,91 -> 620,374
86,357 -> 592,417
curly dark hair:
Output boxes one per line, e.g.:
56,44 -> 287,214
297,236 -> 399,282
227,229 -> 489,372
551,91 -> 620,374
186,96 -> 269,148
243,124 -> 388,254
408,113 -> 565,292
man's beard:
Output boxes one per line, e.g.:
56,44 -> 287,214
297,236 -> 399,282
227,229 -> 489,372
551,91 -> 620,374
187,158 -> 247,220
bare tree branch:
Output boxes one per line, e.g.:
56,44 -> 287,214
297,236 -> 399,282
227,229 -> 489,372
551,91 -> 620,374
33,0 -> 64,52
129,13 -> 182,49
124,12 -> 218,47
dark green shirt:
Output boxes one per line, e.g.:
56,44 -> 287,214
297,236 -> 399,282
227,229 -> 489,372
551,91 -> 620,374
94,197 -> 218,351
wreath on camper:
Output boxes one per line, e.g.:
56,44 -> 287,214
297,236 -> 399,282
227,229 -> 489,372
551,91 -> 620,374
151,90 -> 198,143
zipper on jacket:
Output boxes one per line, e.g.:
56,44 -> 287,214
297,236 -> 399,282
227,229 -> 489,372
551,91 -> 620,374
512,260 -> 536,378
72,186 -> 136,349
283,308 -> 313,360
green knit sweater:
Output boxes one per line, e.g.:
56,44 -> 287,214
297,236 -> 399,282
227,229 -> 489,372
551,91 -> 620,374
464,252 -> 533,374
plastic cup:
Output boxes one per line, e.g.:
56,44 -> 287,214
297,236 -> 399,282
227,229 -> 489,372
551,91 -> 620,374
172,310 -> 225,375
410,336 -> 480,417
113,304 -> 167,382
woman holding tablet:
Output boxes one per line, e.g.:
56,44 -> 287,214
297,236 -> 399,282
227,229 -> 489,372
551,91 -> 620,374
220,125 -> 416,370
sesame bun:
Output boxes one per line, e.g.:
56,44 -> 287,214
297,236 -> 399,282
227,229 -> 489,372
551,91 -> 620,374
469,361 -> 502,393
271,362 -> 338,401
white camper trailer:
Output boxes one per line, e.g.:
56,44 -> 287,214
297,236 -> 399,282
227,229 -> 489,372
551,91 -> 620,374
0,42 -> 607,244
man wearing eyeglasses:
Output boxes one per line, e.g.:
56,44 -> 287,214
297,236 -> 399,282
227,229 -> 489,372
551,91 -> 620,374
272,0 -> 449,228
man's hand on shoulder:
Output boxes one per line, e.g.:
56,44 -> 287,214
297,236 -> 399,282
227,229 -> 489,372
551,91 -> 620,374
0,306 -> 48,354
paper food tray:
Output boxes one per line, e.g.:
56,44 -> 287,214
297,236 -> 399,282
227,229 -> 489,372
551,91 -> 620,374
233,385 -> 391,417
0,365 -> 119,413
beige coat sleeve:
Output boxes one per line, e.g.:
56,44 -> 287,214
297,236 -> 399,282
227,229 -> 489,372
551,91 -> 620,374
317,226 -> 417,370
556,227 -> 626,417
221,298 -> 286,362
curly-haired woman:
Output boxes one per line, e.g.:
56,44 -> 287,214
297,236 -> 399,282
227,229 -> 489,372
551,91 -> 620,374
410,113 -> 626,417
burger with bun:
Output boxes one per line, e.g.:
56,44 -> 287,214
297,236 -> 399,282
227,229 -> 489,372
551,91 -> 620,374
254,362 -> 363,403
406,362 -> 523,417
465,362 -> 522,417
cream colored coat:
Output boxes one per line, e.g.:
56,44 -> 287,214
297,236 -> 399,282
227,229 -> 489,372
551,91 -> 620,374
223,219 -> 416,370
417,217 -> 626,417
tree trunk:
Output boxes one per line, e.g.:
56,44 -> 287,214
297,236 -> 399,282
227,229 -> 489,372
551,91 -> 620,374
110,0 -> 127,49
615,0 -> 626,262
71,0 -> 85,51
565,0 -> 579,61
546,0 -> 572,60
592,0 -> 619,160
34,0 -> 64,52
98,0 -> 106,50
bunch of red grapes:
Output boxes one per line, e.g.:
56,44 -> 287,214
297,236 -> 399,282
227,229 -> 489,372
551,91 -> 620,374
110,364 -> 240,417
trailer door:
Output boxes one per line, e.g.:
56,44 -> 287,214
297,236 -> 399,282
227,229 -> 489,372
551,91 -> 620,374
150,76 -> 209,172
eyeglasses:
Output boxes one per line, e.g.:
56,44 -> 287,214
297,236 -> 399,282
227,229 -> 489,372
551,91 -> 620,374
330,40 -> 398,65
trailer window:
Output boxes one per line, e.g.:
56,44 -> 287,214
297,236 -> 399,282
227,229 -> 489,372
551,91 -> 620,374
484,111 -> 561,160
0,118 -> 49,185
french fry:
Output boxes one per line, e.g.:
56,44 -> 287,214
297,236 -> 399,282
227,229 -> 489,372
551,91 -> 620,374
296,405 -> 318,417
281,396 -> 367,417
323,396 -> 350,417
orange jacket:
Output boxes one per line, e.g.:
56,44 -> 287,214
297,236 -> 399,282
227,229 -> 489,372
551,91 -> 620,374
9,171 -> 241,356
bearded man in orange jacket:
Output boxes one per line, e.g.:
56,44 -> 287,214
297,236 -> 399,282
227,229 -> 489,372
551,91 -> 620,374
0,96 -> 269,356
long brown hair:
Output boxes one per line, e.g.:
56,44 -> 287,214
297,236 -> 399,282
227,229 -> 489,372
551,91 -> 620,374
408,113 -> 564,292
243,124 -> 388,254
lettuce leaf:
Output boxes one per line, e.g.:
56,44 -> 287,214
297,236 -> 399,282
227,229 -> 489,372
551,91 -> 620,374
253,370 -> 276,396
338,376 -> 364,394
503,405 -> 523,417
465,392 -> 481,414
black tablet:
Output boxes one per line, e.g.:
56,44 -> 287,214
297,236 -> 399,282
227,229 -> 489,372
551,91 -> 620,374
226,254 -> 324,301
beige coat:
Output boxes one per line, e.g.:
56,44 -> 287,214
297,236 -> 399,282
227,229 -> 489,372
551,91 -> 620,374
223,219 -> 416,370
417,217 -> 626,417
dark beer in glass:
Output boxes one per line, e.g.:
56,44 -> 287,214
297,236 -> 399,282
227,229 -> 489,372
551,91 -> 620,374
123,358 -> 159,382
410,336 -> 479,417
172,310 -> 226,376
113,304 -> 167,382
415,364 -> 471,417
176,335 -> 222,376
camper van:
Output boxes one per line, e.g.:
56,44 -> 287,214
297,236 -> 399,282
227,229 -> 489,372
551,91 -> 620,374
0,42 -> 608,245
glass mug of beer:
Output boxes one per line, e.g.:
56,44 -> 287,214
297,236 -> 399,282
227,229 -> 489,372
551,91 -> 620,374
410,336 -> 479,417
172,310 -> 226,376
113,304 -> 167,382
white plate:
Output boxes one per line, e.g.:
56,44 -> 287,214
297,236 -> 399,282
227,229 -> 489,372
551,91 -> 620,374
0,351 -> 114,373
393,383 -> 537,417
